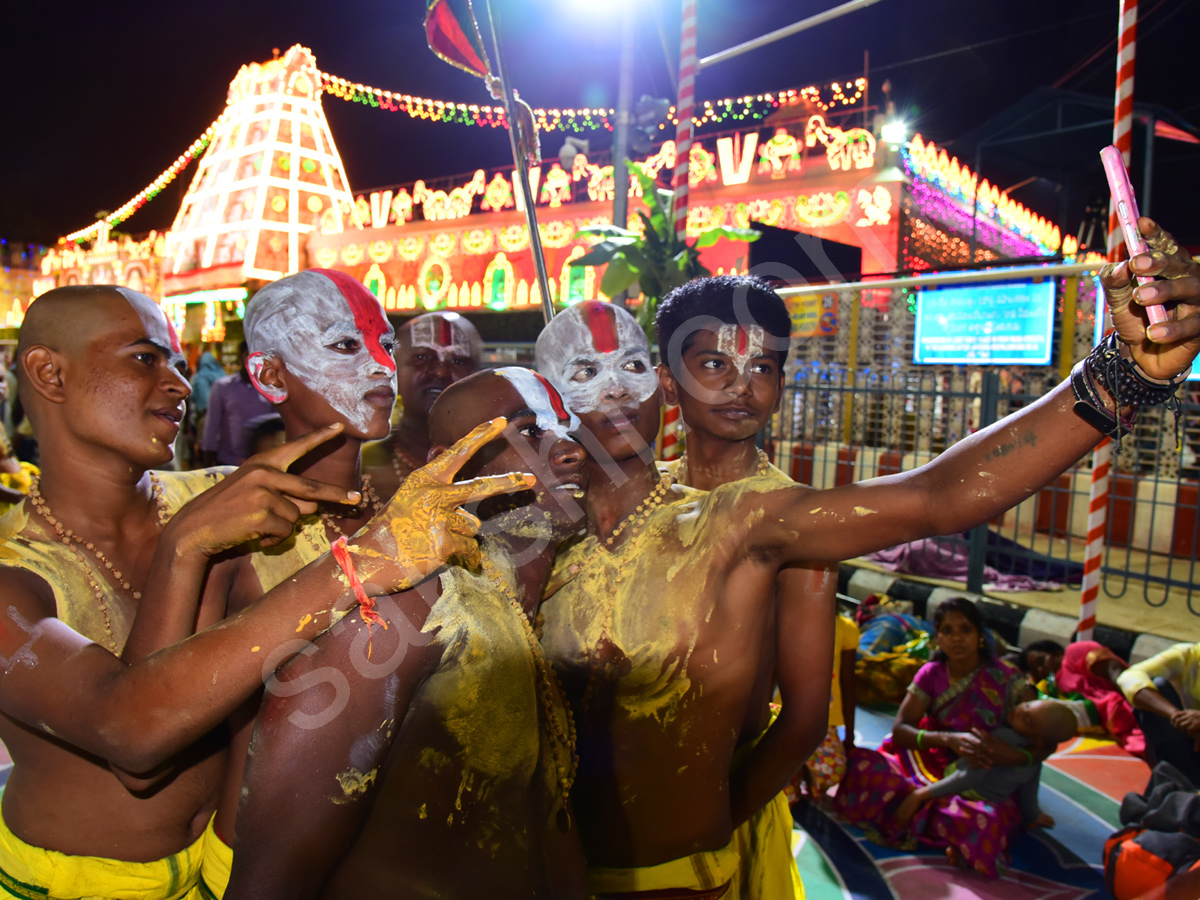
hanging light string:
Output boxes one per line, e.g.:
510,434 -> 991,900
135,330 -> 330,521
63,115 -> 227,243
317,70 -> 866,133
59,72 -> 866,243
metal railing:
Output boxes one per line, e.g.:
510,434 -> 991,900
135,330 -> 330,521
765,367 -> 1200,614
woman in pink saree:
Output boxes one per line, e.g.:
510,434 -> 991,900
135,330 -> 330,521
833,597 -> 1035,877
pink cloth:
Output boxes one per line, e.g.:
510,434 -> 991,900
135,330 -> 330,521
1057,641 -> 1146,758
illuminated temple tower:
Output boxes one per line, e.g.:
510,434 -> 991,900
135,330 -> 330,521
163,45 -> 359,297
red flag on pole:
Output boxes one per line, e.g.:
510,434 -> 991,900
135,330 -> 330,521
425,0 -> 491,79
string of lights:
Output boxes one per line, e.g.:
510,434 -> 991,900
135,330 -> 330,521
316,71 -> 867,132
63,116 -> 226,243
60,72 -> 867,243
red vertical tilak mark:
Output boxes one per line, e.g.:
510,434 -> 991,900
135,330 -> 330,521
436,316 -> 453,347
315,269 -> 395,371
583,302 -> 619,354
531,371 -> 572,424
736,327 -> 748,355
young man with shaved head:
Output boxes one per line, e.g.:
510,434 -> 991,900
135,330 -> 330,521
0,284 -> 527,898
533,222 -> 1200,898
193,268 -> 399,896
365,310 -> 482,497
226,367 -> 591,899
655,276 -> 840,898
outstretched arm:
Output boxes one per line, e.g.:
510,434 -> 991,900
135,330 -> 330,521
729,562 -> 836,825
226,584 -> 443,899
0,421 -> 534,774
754,218 -> 1200,567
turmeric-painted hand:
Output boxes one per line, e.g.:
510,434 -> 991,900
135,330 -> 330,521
352,417 -> 535,591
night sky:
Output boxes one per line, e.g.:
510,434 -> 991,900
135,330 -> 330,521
4,0 -> 1199,249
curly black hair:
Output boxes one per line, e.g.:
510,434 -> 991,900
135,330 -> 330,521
654,275 -> 792,377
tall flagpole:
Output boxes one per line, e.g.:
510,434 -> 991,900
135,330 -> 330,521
483,0 -> 555,323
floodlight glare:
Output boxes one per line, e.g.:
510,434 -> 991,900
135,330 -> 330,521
881,120 -> 907,144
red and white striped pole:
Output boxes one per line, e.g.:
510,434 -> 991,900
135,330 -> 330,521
671,0 -> 697,243
659,0 -> 698,462
1079,0 -> 1137,641
1078,436 -> 1110,640
1108,0 -> 1138,253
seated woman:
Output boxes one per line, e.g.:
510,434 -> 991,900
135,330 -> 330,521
1020,639 -> 1146,757
0,430 -> 36,515
833,597 -> 1035,878
1117,642 -> 1200,784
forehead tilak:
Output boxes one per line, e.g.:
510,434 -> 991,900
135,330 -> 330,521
715,324 -> 766,374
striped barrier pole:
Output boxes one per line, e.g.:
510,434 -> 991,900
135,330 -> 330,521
659,0 -> 697,461
1078,436 -> 1111,640
660,404 -> 683,461
671,0 -> 698,243
1079,0 -> 1137,640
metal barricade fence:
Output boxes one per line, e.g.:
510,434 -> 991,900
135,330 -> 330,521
763,365 -> 1200,615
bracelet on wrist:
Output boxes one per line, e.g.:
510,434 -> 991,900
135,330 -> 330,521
917,728 -> 926,750
1072,333 -> 1188,449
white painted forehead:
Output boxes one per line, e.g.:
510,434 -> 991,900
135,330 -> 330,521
534,303 -> 649,373
407,313 -> 480,359
244,270 -> 357,353
494,366 -> 580,436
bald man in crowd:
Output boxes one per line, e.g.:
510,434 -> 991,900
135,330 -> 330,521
365,311 -> 482,497
0,285 -> 527,898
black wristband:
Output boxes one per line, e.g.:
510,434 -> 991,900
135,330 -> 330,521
1071,359 -> 1130,439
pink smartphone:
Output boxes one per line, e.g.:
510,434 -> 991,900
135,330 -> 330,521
1100,144 -> 1168,325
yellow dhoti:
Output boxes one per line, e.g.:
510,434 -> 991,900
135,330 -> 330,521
196,816 -> 231,900
588,840 -> 740,898
729,792 -> 804,900
0,807 -> 204,900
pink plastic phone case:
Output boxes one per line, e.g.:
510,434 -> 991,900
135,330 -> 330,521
1100,145 -> 1168,325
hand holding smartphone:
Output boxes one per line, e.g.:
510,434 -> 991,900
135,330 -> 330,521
1099,144 -> 1168,325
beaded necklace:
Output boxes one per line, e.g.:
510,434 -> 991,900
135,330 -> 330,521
674,447 -> 770,488
318,473 -> 382,540
27,474 -> 170,653
602,470 -> 675,548
480,555 -> 578,832
391,442 -> 426,485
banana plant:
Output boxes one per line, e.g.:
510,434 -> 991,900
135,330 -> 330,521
570,160 -> 760,333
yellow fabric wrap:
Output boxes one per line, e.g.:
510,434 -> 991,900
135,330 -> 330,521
196,816 -> 231,900
249,514 -> 329,594
587,841 -> 741,896
728,705 -> 803,900
0,807 -> 204,900
0,468 -> 228,651
587,712 -> 804,900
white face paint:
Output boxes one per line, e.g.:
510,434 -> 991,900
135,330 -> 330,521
534,303 -> 657,415
495,367 -> 580,440
246,272 -> 396,434
715,324 -> 767,377
408,313 -> 480,365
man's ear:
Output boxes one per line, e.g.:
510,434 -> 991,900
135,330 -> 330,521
246,352 -> 288,404
20,347 -> 67,405
772,373 -> 785,414
657,363 -> 680,406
